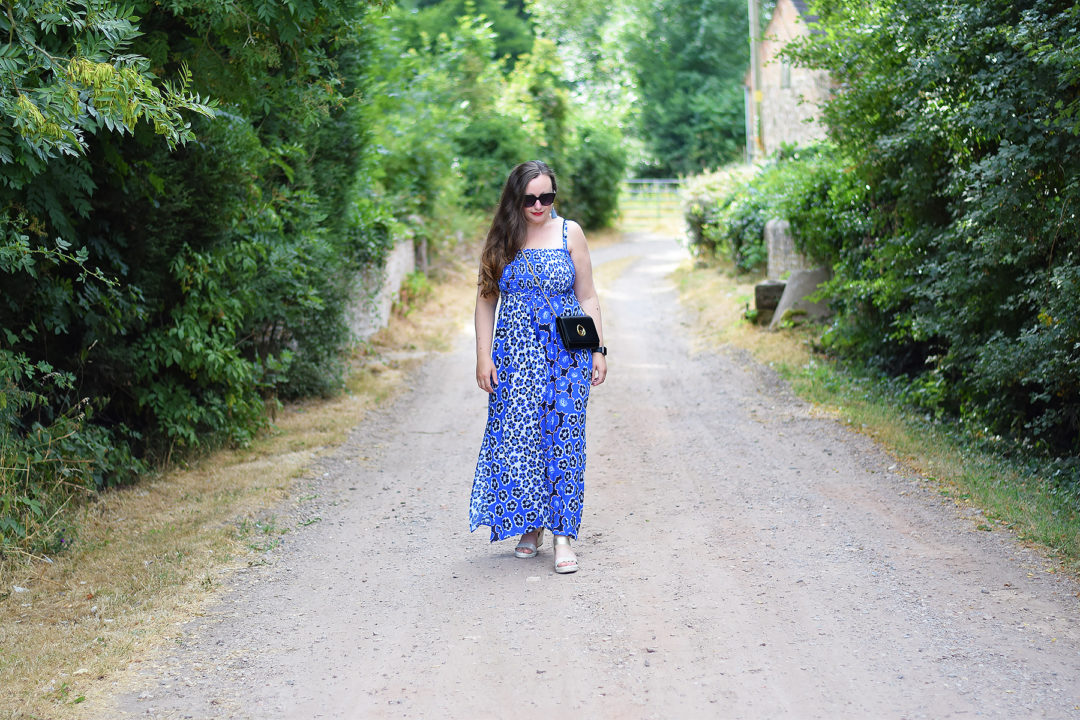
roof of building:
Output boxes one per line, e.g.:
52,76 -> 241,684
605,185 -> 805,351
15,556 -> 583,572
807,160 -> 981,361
790,0 -> 822,34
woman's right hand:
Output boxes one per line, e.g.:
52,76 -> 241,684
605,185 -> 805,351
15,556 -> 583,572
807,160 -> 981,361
476,356 -> 498,394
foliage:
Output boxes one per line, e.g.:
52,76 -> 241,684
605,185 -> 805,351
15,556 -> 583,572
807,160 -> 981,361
689,170 -> 770,272
368,9 -> 542,214
363,9 -> 470,220
376,6 -> 630,223
402,0 -> 534,63
0,0 -> 392,555
768,0 -> 1080,464
0,219 -> 146,555
557,119 -> 627,230
624,0 -> 748,176
525,0 -> 638,117
458,114 -> 540,208
0,0 -> 212,555
0,0 -> 215,176
395,270 -> 434,317
498,35 -> 628,227
0,0 -> 635,560
681,147 -> 855,272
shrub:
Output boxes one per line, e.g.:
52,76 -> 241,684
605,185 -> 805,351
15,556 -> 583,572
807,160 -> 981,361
457,114 -> 540,210
0,0 -> 394,556
557,120 -> 628,230
777,0 -> 1080,463
681,146 -> 851,272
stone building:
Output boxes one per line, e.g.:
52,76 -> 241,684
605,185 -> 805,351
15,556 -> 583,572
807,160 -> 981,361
745,0 -> 832,158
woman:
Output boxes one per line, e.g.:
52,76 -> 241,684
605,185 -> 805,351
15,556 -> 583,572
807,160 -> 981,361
469,160 -> 607,574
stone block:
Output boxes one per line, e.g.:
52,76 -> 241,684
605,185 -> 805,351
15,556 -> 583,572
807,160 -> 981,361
765,218 -> 815,282
347,237 -> 416,341
769,267 -> 831,330
755,280 -> 786,310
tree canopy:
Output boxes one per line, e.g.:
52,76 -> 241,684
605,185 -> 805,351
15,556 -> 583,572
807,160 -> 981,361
685,0 -> 1080,470
624,0 -> 748,176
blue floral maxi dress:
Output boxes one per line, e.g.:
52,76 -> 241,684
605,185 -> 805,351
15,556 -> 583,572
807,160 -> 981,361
470,219 -> 592,541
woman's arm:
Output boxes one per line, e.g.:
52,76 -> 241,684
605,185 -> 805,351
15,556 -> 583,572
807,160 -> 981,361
568,222 -> 608,387
475,286 -> 499,393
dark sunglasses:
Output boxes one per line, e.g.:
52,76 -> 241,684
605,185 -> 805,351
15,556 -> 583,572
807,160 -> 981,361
523,192 -> 556,207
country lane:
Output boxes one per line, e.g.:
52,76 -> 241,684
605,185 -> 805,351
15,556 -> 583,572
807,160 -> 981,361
104,231 -> 1080,720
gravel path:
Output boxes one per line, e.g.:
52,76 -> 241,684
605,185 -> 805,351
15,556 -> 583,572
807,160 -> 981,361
105,232 -> 1080,719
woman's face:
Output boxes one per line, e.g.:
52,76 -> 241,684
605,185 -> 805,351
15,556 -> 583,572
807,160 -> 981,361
522,173 -> 555,226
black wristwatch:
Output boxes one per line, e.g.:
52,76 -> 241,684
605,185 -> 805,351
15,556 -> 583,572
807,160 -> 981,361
593,346 -> 607,356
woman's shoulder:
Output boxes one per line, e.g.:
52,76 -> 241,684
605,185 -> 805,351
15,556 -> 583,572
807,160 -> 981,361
561,218 -> 587,248
559,216 -> 582,233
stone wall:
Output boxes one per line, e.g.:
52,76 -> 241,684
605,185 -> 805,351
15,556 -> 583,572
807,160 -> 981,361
347,237 -> 416,342
765,218 -> 815,282
749,0 -> 832,156
760,74 -> 830,155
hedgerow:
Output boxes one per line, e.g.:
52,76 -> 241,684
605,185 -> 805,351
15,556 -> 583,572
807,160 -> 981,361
689,0 -> 1080,478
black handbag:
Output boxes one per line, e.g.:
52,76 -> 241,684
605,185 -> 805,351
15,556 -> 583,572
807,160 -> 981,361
554,314 -> 601,350
521,251 -> 600,351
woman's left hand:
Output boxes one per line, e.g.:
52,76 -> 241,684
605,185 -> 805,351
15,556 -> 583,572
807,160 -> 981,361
591,352 -> 607,386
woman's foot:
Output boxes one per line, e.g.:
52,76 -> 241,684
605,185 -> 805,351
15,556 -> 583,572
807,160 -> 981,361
514,528 -> 544,558
553,534 -> 578,574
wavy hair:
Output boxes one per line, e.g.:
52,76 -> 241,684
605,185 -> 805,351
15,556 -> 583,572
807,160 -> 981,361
478,160 -> 557,298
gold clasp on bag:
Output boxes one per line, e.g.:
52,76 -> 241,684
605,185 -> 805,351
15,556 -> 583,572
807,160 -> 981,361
576,324 -> 587,337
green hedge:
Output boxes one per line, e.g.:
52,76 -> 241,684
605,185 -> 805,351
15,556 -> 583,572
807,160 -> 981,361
0,1 -> 392,555
682,147 -> 851,272
689,0 -> 1080,477
557,119 -> 628,230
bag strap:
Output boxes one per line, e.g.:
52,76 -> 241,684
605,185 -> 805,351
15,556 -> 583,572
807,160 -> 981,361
561,218 -> 568,250
519,249 -> 562,321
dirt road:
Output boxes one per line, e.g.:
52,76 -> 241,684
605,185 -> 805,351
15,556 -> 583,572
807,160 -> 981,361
106,232 -> 1080,719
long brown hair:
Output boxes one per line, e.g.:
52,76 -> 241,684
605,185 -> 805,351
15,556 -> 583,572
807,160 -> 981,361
478,160 -> 557,298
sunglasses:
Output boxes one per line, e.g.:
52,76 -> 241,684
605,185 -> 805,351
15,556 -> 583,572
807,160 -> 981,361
523,192 -> 556,207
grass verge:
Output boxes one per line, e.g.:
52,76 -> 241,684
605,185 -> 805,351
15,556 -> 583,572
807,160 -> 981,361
0,249 -> 478,720
674,259 -> 1080,576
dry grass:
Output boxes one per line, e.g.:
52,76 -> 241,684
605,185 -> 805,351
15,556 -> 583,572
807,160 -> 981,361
672,260 -> 819,367
615,214 -> 686,238
593,254 -> 640,292
586,226 -> 624,249
0,251 -> 479,720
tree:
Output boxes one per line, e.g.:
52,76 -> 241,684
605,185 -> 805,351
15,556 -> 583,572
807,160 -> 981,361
1,0 -> 391,555
625,0 -> 748,176
783,0 -> 1080,460
0,2 -> 213,176
399,0 -> 535,62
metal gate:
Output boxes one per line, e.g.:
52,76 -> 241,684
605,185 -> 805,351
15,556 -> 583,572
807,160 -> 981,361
619,178 -> 682,230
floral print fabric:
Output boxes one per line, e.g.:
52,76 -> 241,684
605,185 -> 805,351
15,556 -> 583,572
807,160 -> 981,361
470,220 -> 592,541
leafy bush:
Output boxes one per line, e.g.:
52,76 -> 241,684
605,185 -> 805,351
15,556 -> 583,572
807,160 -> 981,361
0,0 -> 393,556
457,114 -> 540,209
682,146 -> 852,272
556,120 -> 627,230
774,0 -> 1080,464
682,168 -> 747,251
0,221 -> 147,556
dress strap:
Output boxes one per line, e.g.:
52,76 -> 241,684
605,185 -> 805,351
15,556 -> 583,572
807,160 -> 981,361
561,218 -> 568,251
